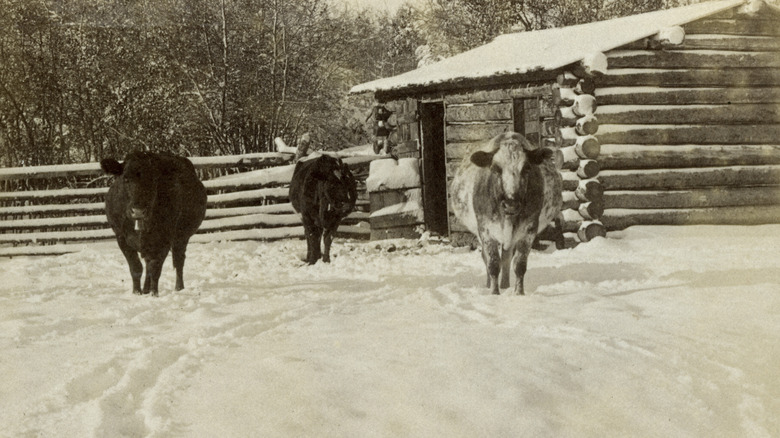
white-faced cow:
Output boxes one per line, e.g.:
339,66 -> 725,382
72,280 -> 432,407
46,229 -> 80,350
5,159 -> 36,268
101,151 -> 207,296
450,132 -> 562,295
289,155 -> 357,264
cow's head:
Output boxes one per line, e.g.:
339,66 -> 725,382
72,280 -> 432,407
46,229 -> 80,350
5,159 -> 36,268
470,132 -> 553,216
101,152 -> 161,227
312,156 -> 357,217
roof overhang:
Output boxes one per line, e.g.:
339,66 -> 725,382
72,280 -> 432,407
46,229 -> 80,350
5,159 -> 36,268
350,0 -> 748,96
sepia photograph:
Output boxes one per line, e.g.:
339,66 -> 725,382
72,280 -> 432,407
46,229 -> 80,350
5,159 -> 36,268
1,0 -> 778,436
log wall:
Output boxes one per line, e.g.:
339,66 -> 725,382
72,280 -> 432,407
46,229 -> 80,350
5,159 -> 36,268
554,67 -> 608,244
595,4 -> 780,230
0,152 -> 377,257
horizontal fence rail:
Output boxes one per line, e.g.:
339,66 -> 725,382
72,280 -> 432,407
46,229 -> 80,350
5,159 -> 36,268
0,149 -> 380,257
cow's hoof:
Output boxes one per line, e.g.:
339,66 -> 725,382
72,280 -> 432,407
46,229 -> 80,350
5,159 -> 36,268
133,289 -> 143,295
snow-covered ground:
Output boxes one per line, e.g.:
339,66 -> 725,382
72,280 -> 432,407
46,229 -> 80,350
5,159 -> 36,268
1,225 -> 778,437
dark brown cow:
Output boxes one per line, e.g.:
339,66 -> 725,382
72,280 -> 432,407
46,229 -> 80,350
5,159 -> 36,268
101,151 -> 207,296
289,154 -> 357,264
450,132 -> 562,295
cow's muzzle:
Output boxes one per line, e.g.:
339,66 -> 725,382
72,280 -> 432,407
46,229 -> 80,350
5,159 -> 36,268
129,207 -> 147,220
128,208 -> 147,231
501,200 -> 522,216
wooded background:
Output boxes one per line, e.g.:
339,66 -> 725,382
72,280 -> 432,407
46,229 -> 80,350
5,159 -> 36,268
0,0 -> 705,167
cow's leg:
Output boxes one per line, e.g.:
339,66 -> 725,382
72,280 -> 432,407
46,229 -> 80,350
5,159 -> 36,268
480,246 -> 490,287
322,224 -> 338,263
513,235 -> 535,295
499,245 -> 512,289
143,249 -> 169,297
302,226 -> 313,263
142,267 -> 152,294
117,237 -> 143,294
171,239 -> 189,291
309,226 -> 323,263
300,217 -> 315,263
481,240 -> 501,295
553,214 -> 565,250
303,217 -> 323,264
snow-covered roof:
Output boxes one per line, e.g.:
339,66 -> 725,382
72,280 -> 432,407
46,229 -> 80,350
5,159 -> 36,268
350,0 -> 746,94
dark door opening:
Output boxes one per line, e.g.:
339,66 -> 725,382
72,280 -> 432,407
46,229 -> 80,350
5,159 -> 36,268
419,101 -> 449,236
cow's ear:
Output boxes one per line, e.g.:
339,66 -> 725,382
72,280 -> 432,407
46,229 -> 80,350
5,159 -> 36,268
527,148 -> 553,165
470,151 -> 494,168
100,158 -> 124,176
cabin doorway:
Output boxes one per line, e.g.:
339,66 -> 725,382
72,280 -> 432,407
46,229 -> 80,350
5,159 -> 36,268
419,101 -> 449,236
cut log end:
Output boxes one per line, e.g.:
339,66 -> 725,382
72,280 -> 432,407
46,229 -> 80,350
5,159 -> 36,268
575,136 -> 601,159
575,179 -> 604,202
576,159 -> 601,179
655,26 -> 685,45
577,221 -> 607,242
578,201 -> 605,221
573,94 -> 597,117
575,115 -> 599,136
575,78 -> 596,95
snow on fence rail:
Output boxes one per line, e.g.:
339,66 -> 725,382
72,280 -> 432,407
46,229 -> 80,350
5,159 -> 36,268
0,150 -> 378,257
0,152 -> 293,181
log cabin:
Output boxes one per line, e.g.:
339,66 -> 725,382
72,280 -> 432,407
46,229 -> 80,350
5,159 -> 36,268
350,0 -> 780,246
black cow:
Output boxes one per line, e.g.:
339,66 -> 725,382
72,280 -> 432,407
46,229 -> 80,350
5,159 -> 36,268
289,155 -> 357,264
101,151 -> 207,296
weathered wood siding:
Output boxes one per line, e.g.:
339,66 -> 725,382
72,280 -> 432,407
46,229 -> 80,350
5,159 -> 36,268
366,156 -> 425,240
596,6 -> 780,230
390,98 -> 420,159
368,188 -> 424,240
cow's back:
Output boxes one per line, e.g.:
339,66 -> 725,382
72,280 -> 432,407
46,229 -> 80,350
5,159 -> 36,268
537,158 -> 562,234
160,154 -> 207,237
450,161 -> 493,236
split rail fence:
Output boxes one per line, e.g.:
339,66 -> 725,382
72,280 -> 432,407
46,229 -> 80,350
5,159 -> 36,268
0,151 -> 376,257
